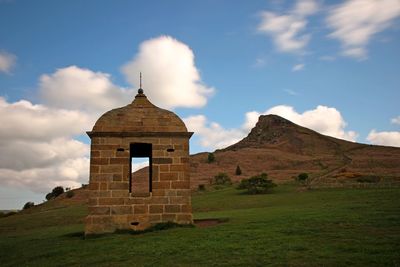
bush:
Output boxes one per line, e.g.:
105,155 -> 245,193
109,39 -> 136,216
198,184 -> 206,191
357,175 -> 380,183
23,202 -> 34,210
66,190 -> 75,198
0,211 -> 17,218
297,173 -> 309,182
213,173 -> 231,185
237,173 -> 276,194
235,165 -> 242,175
207,153 -> 215,163
45,186 -> 65,200
296,173 -> 311,188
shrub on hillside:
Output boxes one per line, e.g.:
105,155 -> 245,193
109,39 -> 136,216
357,175 -> 380,183
296,173 -> 311,187
66,190 -> 75,198
297,173 -> 309,182
207,153 -> 215,163
235,165 -> 242,175
23,202 -> 34,210
237,173 -> 276,194
198,184 -> 206,191
45,186 -> 65,200
213,173 -> 232,185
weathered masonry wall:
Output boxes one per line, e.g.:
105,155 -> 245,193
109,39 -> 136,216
85,135 -> 192,234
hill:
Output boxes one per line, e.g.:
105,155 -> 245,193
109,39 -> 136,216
189,115 -> 400,189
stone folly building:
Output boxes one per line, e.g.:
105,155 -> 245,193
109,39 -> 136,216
85,87 -> 193,235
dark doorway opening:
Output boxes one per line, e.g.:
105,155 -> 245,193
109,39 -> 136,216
130,143 -> 152,196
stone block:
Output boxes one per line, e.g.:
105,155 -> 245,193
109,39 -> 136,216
88,197 -> 98,206
181,204 -> 192,213
110,158 -> 129,164
152,181 -> 170,189
164,204 -> 181,213
160,172 -> 179,181
159,165 -> 169,172
153,157 -> 172,164
109,182 -> 129,190
100,182 -> 108,191
89,182 -> 99,190
134,205 -> 148,214
111,206 -> 132,215
101,150 -> 115,158
170,164 -> 185,171
111,190 -> 129,198
91,174 -> 113,182
149,214 -> 162,223
171,181 -> 190,189
91,151 -> 100,158
89,206 -> 110,215
162,214 -> 176,222
98,197 -> 125,206
90,165 -> 100,174
169,196 -> 189,204
149,204 -> 164,214
100,165 -> 122,173
149,196 -> 169,204
91,158 -> 109,165
177,190 -> 191,196
125,198 -> 145,205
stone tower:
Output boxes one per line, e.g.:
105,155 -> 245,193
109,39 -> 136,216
85,87 -> 193,235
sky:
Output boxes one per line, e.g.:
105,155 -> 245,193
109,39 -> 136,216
0,0 -> 399,209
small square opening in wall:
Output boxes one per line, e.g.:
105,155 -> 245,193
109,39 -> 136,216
130,143 -> 152,197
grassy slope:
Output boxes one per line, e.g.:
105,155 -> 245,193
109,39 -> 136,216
0,185 -> 399,266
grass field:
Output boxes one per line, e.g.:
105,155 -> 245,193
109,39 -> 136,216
0,184 -> 399,266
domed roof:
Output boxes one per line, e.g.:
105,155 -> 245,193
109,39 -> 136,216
90,90 -> 188,135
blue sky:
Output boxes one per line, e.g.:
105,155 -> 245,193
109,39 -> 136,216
0,0 -> 399,209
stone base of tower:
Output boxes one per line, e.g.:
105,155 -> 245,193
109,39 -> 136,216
84,193 -> 193,235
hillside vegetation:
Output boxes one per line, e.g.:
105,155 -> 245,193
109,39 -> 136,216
190,115 -> 400,189
1,185 -> 399,266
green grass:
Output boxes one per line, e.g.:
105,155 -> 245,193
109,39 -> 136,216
0,184 -> 399,266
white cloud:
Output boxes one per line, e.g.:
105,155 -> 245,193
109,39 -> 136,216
40,65 -> 134,113
319,55 -> 336,61
366,130 -> 400,147
283,89 -> 298,95
391,116 -> 400,125
0,97 -> 91,141
257,0 -> 319,53
326,0 -> 400,59
253,57 -> 266,68
122,36 -> 214,109
0,157 -> 89,194
292,63 -> 305,71
0,51 -> 16,74
244,105 -> 358,141
184,115 -> 246,150
0,97 -> 90,193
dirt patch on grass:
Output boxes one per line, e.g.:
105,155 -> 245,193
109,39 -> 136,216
194,218 -> 229,228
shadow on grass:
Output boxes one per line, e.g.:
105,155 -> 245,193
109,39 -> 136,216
64,222 -> 195,240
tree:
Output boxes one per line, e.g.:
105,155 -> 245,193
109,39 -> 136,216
237,173 -> 276,194
297,173 -> 310,186
23,202 -> 34,210
235,165 -> 242,175
45,186 -> 65,200
207,153 -> 215,163
52,186 -> 64,197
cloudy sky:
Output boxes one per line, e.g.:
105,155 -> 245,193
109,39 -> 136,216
0,0 -> 399,209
